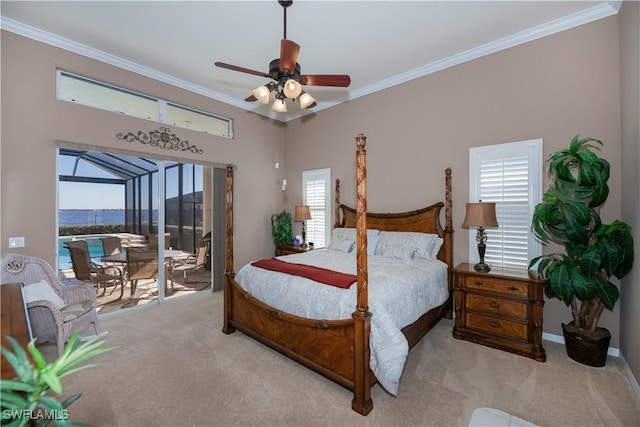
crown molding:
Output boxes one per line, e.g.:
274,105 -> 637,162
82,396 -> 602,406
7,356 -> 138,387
1,1 -> 621,123
349,1 -> 621,101
0,16 -> 250,111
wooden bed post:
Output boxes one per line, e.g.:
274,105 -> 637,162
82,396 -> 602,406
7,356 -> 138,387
352,133 -> 373,415
334,179 -> 341,228
222,164 -> 235,334
444,167 -> 454,319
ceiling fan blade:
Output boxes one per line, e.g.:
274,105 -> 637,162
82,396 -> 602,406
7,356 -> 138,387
299,74 -> 351,87
279,39 -> 300,74
214,62 -> 270,78
245,95 -> 257,102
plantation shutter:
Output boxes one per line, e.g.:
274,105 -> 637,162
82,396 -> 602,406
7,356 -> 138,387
469,140 -> 542,270
302,168 -> 331,248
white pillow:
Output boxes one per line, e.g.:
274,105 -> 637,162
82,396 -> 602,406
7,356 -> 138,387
375,231 -> 443,260
377,243 -> 415,260
22,280 -> 65,308
414,235 -> 444,260
331,228 -> 379,240
331,227 -> 357,242
331,228 -> 380,253
367,233 -> 381,255
420,236 -> 444,260
327,236 -> 354,252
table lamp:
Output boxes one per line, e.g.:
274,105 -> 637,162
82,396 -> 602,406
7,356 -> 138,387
294,205 -> 312,248
462,202 -> 499,271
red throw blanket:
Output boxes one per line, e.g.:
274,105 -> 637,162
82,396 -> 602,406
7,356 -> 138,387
251,258 -> 357,289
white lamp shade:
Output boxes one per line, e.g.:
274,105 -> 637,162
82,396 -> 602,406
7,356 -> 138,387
283,79 -> 303,98
271,98 -> 288,112
299,92 -> 316,109
252,85 -> 271,104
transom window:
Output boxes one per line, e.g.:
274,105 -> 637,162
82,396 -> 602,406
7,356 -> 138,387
57,70 -> 233,138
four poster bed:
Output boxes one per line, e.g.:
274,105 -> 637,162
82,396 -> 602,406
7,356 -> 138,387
222,134 -> 453,415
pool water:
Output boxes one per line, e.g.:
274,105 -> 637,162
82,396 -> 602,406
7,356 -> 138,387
58,237 -> 106,270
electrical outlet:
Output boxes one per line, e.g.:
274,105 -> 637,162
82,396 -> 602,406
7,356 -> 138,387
9,237 -> 25,248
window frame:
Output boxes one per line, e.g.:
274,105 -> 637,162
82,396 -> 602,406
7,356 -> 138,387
468,139 -> 543,270
302,168 -> 331,248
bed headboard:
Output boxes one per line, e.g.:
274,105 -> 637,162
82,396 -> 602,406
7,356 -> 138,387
332,169 -> 453,268
337,203 -> 445,237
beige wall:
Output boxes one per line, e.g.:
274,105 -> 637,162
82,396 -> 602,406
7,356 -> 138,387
1,11 -> 636,359
284,16 -> 626,347
619,1 -> 640,383
0,31 -> 287,274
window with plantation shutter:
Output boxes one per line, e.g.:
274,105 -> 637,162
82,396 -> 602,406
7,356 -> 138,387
469,140 -> 543,269
302,168 -> 331,248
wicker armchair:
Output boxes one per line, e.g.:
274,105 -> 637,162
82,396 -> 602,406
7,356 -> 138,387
0,253 -> 102,355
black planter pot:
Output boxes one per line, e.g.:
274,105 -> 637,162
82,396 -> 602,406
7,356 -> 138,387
562,322 -> 611,367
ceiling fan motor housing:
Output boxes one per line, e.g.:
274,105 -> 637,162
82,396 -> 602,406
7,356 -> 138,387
269,59 -> 301,85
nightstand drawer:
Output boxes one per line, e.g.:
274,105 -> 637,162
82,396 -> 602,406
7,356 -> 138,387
464,276 -> 528,297
466,293 -> 527,320
453,263 -> 545,361
466,313 -> 528,341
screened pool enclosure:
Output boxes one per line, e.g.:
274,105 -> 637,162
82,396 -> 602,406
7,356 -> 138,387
58,147 -> 210,266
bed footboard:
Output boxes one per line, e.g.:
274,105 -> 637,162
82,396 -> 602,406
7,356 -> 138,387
224,275 -> 361,390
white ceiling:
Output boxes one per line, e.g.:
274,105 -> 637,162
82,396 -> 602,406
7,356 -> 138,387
0,1 -> 621,122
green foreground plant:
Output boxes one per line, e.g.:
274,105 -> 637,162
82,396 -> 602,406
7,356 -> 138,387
1,332 -> 116,427
530,136 -> 634,332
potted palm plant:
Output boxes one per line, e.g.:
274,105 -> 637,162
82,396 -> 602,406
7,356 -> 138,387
271,210 -> 293,254
529,136 -> 634,367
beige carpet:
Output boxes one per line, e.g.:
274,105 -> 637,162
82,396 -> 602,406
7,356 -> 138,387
43,291 -> 639,427
60,267 -> 212,315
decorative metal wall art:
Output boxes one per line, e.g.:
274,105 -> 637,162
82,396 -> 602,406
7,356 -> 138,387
116,127 -> 203,154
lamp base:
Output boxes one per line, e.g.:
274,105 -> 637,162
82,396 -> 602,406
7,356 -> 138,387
474,262 -> 491,272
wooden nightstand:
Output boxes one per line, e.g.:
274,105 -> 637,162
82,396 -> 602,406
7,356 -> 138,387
452,263 -> 546,362
276,244 -> 313,256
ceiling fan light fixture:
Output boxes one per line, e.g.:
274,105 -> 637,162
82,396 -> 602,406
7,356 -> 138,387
214,0 -> 350,113
283,79 -> 303,98
252,85 -> 271,104
299,92 -> 316,109
271,98 -> 288,112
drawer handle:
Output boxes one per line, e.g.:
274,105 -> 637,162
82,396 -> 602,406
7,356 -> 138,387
489,321 -> 500,329
473,281 -> 483,286
508,286 -> 521,292
489,301 -> 500,309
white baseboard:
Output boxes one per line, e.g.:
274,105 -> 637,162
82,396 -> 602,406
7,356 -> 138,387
620,354 -> 640,402
543,332 -> 639,402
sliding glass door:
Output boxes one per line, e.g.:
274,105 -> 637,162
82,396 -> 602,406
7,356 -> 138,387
57,147 -> 215,311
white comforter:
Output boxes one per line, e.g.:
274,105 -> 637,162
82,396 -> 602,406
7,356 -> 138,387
234,248 -> 449,395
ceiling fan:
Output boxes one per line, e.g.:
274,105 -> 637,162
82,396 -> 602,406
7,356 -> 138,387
214,0 -> 351,113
